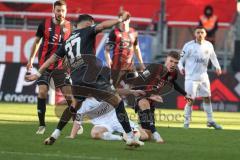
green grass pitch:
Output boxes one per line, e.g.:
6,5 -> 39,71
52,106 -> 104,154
0,103 -> 240,160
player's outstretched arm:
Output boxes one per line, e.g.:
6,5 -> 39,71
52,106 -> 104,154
25,54 -> 59,81
95,11 -> 130,32
117,88 -> 146,97
66,120 -> 82,139
134,43 -> 145,71
172,81 -> 193,103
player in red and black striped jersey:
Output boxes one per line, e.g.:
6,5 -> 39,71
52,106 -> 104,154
104,13 -> 145,87
26,0 -> 72,134
125,51 -> 192,143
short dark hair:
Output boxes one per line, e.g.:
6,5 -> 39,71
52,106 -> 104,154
204,5 -> 213,12
167,51 -> 180,60
195,26 -> 206,31
78,14 -> 94,23
53,0 -> 66,8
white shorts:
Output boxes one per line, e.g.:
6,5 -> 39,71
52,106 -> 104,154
92,112 -> 138,133
185,79 -> 211,98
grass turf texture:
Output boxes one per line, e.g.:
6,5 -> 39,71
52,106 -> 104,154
0,103 -> 240,160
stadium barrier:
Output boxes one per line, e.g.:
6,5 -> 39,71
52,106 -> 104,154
0,61 -> 239,112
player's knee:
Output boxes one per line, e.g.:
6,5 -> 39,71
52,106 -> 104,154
138,99 -> 150,111
38,89 -> 48,99
203,97 -> 211,103
140,132 -> 149,141
91,130 -> 102,139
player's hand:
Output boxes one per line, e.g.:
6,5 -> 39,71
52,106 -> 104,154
65,135 -> 75,139
149,94 -> 163,103
25,74 -> 39,82
139,64 -> 146,72
179,69 -> 185,75
26,62 -> 33,71
107,60 -> 112,68
131,90 -> 146,97
216,69 -> 222,76
184,96 -> 193,103
121,11 -> 131,22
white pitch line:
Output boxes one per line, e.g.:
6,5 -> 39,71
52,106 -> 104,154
0,151 -> 119,160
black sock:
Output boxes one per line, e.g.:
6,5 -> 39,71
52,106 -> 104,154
149,107 -> 156,133
115,101 -> 132,133
138,108 -> 156,133
57,106 -> 76,131
37,98 -> 46,126
138,109 -> 151,130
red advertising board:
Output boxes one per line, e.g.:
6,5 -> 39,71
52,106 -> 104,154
0,29 -> 35,63
0,29 -> 105,64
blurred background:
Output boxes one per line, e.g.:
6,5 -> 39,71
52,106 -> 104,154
0,0 -> 239,112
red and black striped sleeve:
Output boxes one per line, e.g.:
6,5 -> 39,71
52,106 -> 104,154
36,21 -> 44,38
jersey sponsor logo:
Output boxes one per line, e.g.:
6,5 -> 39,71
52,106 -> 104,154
194,58 -> 207,64
50,34 -> 62,44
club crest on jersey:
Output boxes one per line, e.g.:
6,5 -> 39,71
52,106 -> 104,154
63,27 -> 68,33
180,51 -> 185,57
205,50 -> 209,54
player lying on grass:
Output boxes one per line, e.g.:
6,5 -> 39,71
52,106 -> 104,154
25,11 -> 146,147
124,51 -> 193,143
66,97 -> 149,141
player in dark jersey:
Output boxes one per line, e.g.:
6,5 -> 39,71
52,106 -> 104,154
104,13 -> 145,87
26,0 -> 72,134
26,11 -> 145,147
125,51 -> 192,143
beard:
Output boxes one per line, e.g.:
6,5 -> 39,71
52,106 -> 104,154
55,15 -> 64,23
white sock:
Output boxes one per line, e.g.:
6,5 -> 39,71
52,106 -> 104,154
203,102 -> 213,122
101,132 -> 122,141
184,104 -> 192,124
51,129 -> 61,139
126,131 -> 134,139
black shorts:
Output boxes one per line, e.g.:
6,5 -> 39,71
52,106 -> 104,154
70,67 -> 117,101
111,69 -> 133,87
37,69 -> 67,88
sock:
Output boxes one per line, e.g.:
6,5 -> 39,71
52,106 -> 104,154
57,106 -> 76,131
51,129 -> 61,139
184,104 -> 192,124
138,109 -> 151,130
203,102 -> 213,122
149,107 -> 156,133
101,132 -> 123,141
37,98 -> 46,126
115,100 -> 132,133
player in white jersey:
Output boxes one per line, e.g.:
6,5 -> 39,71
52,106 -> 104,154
178,26 -> 222,129
67,97 -> 149,141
